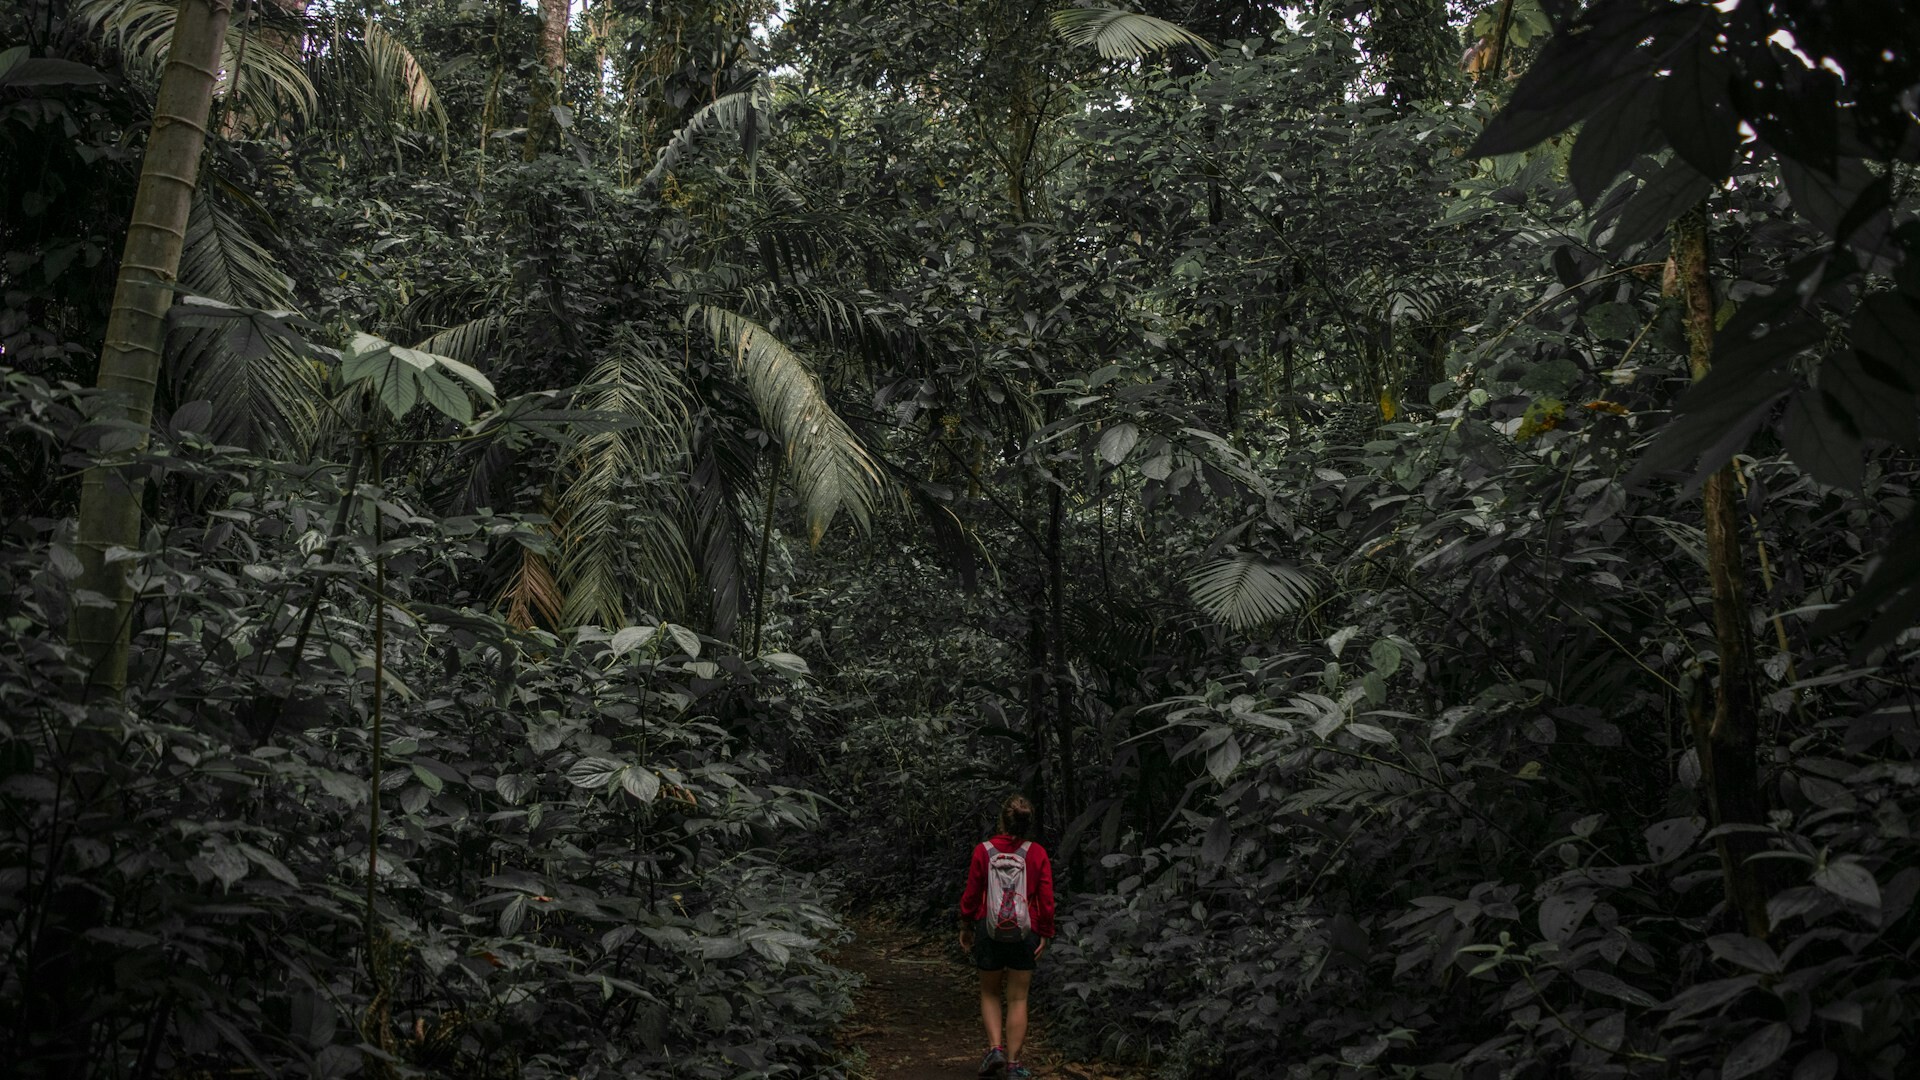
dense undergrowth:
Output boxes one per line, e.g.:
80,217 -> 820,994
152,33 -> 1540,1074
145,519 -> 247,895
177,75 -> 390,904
0,374 -> 853,1077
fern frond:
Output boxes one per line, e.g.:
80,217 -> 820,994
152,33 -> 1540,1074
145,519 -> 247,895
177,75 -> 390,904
641,75 -> 772,190
699,305 -> 882,545
1186,555 -> 1318,631
1051,7 -> 1216,60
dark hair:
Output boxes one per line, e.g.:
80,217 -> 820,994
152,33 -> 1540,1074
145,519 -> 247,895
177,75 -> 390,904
997,794 -> 1035,839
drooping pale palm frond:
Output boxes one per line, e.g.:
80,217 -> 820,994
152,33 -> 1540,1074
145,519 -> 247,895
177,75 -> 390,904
699,306 -> 883,545
555,332 -> 694,626
1050,7 -> 1216,61
82,0 -> 318,127
641,75 -> 774,191
412,315 -> 505,367
1186,555 -> 1319,631
361,17 -> 446,133
172,194 -> 321,451
732,282 -> 914,377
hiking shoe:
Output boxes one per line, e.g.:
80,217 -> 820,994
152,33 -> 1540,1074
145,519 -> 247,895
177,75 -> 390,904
977,1045 -> 1007,1078
1008,1063 -> 1034,1079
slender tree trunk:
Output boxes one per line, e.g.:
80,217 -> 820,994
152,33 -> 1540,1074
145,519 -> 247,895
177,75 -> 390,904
750,458 -> 781,657
524,0 -> 568,159
1047,475 -> 1076,824
1673,203 -> 1773,937
72,0 -> 236,695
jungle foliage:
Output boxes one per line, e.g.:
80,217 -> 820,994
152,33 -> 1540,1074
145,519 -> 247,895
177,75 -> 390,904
3,0 -> 1918,1078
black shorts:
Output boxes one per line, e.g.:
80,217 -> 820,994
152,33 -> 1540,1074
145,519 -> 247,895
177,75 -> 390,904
973,932 -> 1038,971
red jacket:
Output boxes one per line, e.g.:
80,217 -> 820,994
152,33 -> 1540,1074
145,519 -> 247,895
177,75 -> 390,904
959,834 -> 1056,938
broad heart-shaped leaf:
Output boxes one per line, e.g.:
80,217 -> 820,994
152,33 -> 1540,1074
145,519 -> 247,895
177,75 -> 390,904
1205,734 -> 1241,782
1707,933 -> 1782,974
1469,2 -> 1690,157
1571,968 -> 1658,1007
1569,79 -> 1661,205
1644,816 -> 1701,863
619,767 -> 660,804
1097,422 -> 1140,465
495,773 -> 534,804
1658,31 -> 1738,183
564,756 -> 624,789
1200,815 -> 1231,866
1812,857 -> 1881,908
607,625 -> 659,659
1814,511 -> 1920,654
1606,155 -> 1715,251
1781,391 -> 1863,490
663,622 -> 701,659
1820,350 -> 1919,447
1850,292 -> 1920,392
760,651 -> 811,677
1539,889 -> 1595,942
1722,1022 -> 1791,1080
1780,156 -> 1881,242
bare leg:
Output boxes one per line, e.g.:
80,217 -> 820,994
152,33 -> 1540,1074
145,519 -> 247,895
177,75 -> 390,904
979,968 -> 1005,1048
1004,969 -> 1033,1063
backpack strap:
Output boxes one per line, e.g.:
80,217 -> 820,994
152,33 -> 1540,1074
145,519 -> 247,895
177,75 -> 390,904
1016,841 -> 1032,857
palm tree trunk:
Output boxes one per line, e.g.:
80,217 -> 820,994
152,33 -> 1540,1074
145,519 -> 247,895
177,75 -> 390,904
1674,203 -> 1774,936
72,0 -> 236,695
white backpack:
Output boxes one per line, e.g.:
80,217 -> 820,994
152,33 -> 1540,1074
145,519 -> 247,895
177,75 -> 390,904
981,841 -> 1034,942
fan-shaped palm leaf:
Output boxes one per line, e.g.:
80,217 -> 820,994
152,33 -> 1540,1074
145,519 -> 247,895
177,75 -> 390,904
173,194 -> 320,451
699,305 -> 882,545
1186,555 -> 1319,631
82,0 -> 318,127
555,333 -> 693,626
640,75 -> 773,191
1051,7 -> 1216,60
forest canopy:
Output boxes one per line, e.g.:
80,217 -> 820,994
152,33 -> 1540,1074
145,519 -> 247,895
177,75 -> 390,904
2,0 -> 1918,1077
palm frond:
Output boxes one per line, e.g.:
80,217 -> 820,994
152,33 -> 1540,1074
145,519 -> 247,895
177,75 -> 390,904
733,282 -> 913,376
555,333 -> 693,626
689,439 -> 747,639
640,75 -> 772,191
412,316 -> 504,366
82,0 -> 318,127
362,17 -> 446,132
699,305 -> 882,545
503,543 -> 565,631
1186,555 -> 1319,631
1051,7 -> 1216,60
172,194 -> 320,451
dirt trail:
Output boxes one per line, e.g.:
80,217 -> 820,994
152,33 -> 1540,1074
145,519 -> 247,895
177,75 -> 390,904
831,921 -> 1134,1080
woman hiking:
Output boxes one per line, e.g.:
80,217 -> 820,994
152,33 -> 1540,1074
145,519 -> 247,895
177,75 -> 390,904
957,794 -> 1055,1080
